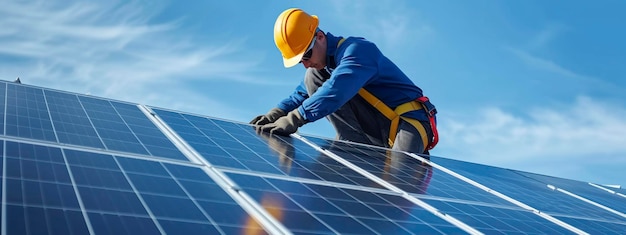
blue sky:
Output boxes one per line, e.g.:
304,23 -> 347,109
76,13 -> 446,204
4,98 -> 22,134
1,0 -> 625,187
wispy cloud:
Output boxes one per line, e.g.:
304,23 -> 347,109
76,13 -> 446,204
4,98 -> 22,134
327,1 -> 433,51
438,96 -> 626,183
505,23 -> 624,95
0,0 -> 285,119
527,23 -> 568,50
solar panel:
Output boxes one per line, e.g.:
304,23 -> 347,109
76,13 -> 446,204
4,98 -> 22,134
1,80 -> 625,234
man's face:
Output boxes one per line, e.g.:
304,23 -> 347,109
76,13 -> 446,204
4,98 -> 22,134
300,32 -> 326,70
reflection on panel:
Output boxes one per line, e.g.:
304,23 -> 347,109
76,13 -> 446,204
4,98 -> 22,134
515,171 -> 626,215
153,108 -> 382,188
423,199 -> 571,234
119,157 -> 268,234
432,156 -> 626,225
2,139 -> 269,234
226,172 -> 466,234
302,135 -> 513,206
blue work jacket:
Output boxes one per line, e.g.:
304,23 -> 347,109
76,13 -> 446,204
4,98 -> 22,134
277,32 -> 433,123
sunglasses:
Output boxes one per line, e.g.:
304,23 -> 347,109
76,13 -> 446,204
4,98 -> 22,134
301,35 -> 316,62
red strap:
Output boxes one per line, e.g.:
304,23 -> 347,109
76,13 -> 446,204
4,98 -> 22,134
426,115 -> 438,150
416,96 -> 438,151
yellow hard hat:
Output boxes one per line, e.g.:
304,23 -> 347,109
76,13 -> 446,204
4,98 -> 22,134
274,8 -> 319,68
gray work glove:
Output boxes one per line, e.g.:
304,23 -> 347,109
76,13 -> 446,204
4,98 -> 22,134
257,110 -> 306,136
249,108 -> 286,125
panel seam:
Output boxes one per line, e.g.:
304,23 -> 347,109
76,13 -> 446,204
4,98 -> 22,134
292,133 -> 484,235
138,105 -> 291,235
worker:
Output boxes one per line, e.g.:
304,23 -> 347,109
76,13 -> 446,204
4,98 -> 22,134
251,8 -> 438,155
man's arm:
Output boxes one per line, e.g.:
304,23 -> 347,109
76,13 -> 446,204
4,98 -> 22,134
277,81 -> 308,112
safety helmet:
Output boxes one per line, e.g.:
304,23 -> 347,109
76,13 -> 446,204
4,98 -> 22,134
274,8 -> 319,68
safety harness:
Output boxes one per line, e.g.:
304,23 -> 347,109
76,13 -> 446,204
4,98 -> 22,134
335,38 -> 439,151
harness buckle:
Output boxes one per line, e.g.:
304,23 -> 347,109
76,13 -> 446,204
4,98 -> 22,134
416,96 -> 437,117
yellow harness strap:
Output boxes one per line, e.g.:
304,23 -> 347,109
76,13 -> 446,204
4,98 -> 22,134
335,37 -> 429,149
357,89 -> 429,148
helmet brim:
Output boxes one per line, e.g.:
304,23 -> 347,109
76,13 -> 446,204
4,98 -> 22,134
282,51 -> 304,68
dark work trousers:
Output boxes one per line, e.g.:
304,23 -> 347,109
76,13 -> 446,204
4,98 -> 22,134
303,68 -> 433,156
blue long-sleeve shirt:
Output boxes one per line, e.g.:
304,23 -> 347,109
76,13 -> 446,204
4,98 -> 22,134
277,32 -> 433,122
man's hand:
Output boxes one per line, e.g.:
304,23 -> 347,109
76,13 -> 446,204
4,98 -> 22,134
257,110 -> 306,136
249,108 -> 286,125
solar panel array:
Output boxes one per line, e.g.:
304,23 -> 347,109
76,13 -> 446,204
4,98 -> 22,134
1,80 -> 625,234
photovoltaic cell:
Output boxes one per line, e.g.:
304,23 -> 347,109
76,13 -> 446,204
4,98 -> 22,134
2,80 -> 626,233
553,215 -> 626,235
5,84 -> 56,141
110,102 -> 186,161
44,90 -> 105,149
515,171 -> 626,215
3,141 -> 90,234
422,199 -> 572,234
432,156 -> 626,229
226,172 -> 466,234
152,108 -> 383,188
301,135 -> 514,206
0,83 -> 5,135
78,96 -> 151,155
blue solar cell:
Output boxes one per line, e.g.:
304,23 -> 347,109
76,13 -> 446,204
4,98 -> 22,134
516,171 -> 626,215
44,90 -> 105,148
78,96 -> 150,155
152,108 -> 383,188
158,219 -> 221,234
69,146 -> 270,233
226,172 -> 466,234
432,156 -> 626,226
554,215 -> 626,235
6,205 -> 90,235
4,81 -> 626,233
0,82 -> 5,135
301,135 -> 514,206
423,199 -> 571,234
110,102 -> 187,160
88,213 -> 160,234
6,84 -> 56,141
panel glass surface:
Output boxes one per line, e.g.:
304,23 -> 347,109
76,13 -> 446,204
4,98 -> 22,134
1,139 -> 268,234
226,172 -> 466,234
554,215 -> 626,235
422,199 -> 572,234
3,141 -> 90,234
44,90 -> 105,148
301,135 -> 514,206
65,148 -> 268,234
111,102 -> 187,160
515,171 -> 626,215
0,82 -> 6,135
432,156 -> 626,224
78,96 -> 151,155
5,83 -> 56,141
152,108 -> 382,188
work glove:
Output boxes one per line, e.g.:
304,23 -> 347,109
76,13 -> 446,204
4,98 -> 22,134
257,110 -> 306,136
249,108 -> 286,125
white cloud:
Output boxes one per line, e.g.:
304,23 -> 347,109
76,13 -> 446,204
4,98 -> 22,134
437,96 -> 626,184
0,0 -> 288,119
